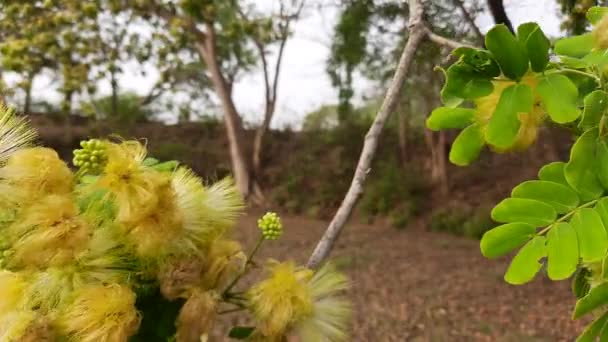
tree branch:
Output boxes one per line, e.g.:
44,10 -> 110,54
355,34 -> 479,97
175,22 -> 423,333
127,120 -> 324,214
425,27 -> 475,49
452,0 -> 484,45
306,0 -> 428,269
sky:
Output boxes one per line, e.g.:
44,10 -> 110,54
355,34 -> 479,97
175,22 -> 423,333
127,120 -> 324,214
20,0 -> 564,128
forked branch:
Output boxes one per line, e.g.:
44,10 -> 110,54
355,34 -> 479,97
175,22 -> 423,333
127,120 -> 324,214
306,0 -> 474,268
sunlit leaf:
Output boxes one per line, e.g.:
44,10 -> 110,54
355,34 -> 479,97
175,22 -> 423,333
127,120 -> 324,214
538,162 -> 569,187
517,23 -> 550,72
587,6 -> 608,24
491,198 -> 556,227
576,310 -> 608,342
595,198 -> 608,233
537,74 -> 581,124
596,138 -> 608,190
486,83 -> 533,149
565,129 -> 604,201
441,64 -> 494,102
504,236 -> 546,285
485,24 -> 529,80
546,222 -> 578,280
555,33 -> 595,58
574,282 -> 608,319
579,90 -> 608,130
480,222 -> 536,258
448,123 -> 484,166
571,208 -> 608,262
426,107 -> 475,131
511,180 -> 579,214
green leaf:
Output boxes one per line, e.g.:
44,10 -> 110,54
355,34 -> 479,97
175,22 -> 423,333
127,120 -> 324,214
595,198 -> 608,234
228,326 -> 255,339
571,208 -> 608,262
555,33 -> 595,58
517,23 -> 550,72
491,198 -> 556,227
441,64 -> 494,102
546,222 -> 579,280
596,138 -> 608,190
485,24 -> 529,80
480,222 -> 536,258
566,129 -> 604,201
574,282 -> 608,319
486,83 -> 534,149
142,157 -> 160,166
511,180 -> 579,214
151,160 -> 179,172
559,56 -> 589,69
426,107 -> 475,131
504,236 -> 546,285
452,47 -> 501,77
582,50 -> 608,69
573,268 -> 591,299
437,67 -> 463,107
538,162 -> 569,186
537,74 -> 581,124
448,123 -> 485,166
580,90 -> 608,130
576,311 -> 608,342
587,6 -> 608,24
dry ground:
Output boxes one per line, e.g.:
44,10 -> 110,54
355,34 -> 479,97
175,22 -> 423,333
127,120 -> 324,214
219,212 -> 589,342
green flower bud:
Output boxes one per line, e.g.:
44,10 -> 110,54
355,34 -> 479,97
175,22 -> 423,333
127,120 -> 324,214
257,212 -> 283,240
73,139 -> 108,174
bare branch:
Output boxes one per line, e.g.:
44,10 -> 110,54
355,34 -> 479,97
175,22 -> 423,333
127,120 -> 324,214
425,27 -> 476,49
306,0 -> 428,269
452,0 -> 484,45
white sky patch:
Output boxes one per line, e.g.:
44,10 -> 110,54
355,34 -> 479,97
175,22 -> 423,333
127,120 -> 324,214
12,0 -> 564,128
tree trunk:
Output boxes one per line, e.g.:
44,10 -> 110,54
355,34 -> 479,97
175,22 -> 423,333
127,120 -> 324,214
436,131 -> 449,196
252,104 -> 274,174
195,35 -> 257,200
487,0 -> 514,32
111,69 -> 118,117
23,74 -> 34,114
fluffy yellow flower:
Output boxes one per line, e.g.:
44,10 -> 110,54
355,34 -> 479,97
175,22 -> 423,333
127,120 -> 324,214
248,261 -> 315,338
0,271 -> 27,313
474,74 -> 544,152
95,140 -> 165,223
248,262 -> 351,341
24,268 -> 77,314
200,239 -> 246,292
8,195 -> 90,269
0,104 -> 37,162
295,264 -> 352,342
125,180 -> 183,258
172,168 -> 244,247
176,290 -> 218,342
0,310 -> 37,341
57,284 -> 141,342
0,147 -> 73,200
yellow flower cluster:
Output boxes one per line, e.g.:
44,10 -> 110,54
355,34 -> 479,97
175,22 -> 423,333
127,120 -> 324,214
0,104 -> 352,341
0,106 -> 250,340
248,261 -> 351,341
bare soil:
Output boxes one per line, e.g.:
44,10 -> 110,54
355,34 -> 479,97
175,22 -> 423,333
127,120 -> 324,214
224,212 -> 589,342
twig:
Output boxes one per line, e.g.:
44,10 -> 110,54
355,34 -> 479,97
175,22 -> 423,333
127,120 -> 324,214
306,0 -> 428,269
425,27 -> 475,49
452,0 -> 485,45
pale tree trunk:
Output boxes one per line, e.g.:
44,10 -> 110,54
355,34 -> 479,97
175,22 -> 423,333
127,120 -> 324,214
23,72 -> 34,114
250,1 -> 301,177
195,26 -> 262,201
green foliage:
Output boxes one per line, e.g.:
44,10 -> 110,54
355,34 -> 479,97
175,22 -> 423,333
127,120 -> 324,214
430,207 -> 494,240
81,92 -> 156,124
428,6 -> 608,337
